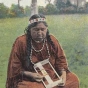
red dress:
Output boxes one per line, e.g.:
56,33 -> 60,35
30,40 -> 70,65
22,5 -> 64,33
6,34 -> 79,88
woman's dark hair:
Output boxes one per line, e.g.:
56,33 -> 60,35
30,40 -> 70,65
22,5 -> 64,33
24,14 -> 55,70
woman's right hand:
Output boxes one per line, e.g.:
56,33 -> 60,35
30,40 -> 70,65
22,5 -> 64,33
23,71 -> 43,82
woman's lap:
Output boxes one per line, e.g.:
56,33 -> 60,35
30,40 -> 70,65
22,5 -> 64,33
65,72 -> 79,88
17,72 -> 79,88
17,81 -> 45,88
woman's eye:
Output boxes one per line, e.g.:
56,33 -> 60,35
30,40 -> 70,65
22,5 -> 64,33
35,28 -> 39,31
41,28 -> 45,31
33,28 -> 46,31
33,28 -> 39,31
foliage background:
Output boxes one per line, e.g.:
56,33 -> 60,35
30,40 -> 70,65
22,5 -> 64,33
1,1 -> 88,18
0,14 -> 88,88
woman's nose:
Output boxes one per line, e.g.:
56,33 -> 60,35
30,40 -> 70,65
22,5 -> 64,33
37,30 -> 42,34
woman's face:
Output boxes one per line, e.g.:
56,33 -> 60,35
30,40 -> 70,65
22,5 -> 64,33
30,22 -> 48,42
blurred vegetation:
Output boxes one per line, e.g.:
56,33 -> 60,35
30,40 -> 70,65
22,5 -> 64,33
0,3 -> 9,18
47,15 -> 88,88
1,1 -> 88,18
0,3 -> 31,18
0,14 -> 88,88
8,4 -> 24,17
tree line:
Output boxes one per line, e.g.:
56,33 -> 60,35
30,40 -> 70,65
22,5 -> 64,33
0,3 -> 30,18
0,1 -> 88,18
40,0 -> 88,14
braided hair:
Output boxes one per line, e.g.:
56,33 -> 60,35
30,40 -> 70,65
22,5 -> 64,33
24,14 -> 55,70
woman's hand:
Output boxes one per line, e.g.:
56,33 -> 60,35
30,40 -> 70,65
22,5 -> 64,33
29,72 -> 43,82
58,70 -> 66,86
23,71 -> 43,82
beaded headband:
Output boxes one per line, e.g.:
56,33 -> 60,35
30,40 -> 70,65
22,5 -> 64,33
29,18 -> 46,24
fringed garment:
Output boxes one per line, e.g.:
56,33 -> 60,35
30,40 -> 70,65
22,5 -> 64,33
6,34 -> 79,88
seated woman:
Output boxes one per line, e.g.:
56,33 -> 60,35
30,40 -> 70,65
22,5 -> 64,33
6,14 -> 79,88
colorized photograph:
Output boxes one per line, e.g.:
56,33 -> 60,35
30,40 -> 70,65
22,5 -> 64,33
0,0 -> 88,88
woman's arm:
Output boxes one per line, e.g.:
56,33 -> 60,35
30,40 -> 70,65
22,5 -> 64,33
6,37 -> 25,88
21,71 -> 43,82
50,35 -> 68,86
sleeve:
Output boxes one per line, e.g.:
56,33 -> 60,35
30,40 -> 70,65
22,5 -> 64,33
6,37 -> 25,88
50,35 -> 69,72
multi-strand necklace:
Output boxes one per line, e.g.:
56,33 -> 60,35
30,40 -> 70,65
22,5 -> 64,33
30,39 -> 50,64
31,39 -> 45,53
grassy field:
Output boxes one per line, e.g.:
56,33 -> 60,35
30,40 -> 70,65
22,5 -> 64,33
0,14 -> 88,88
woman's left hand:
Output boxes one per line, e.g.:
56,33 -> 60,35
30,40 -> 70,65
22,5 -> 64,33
58,70 -> 66,86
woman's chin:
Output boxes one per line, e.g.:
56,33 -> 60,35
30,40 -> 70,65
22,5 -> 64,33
34,38 -> 44,43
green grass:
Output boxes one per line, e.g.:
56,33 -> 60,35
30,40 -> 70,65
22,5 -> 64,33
0,17 -> 28,88
0,14 -> 88,88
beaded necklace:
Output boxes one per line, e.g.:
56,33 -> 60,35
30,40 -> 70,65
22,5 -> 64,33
30,39 -> 50,64
31,39 -> 45,53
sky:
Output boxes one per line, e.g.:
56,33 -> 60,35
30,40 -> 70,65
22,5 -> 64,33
0,0 -> 54,7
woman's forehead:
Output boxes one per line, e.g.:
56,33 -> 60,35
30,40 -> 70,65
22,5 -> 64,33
34,23 -> 47,28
